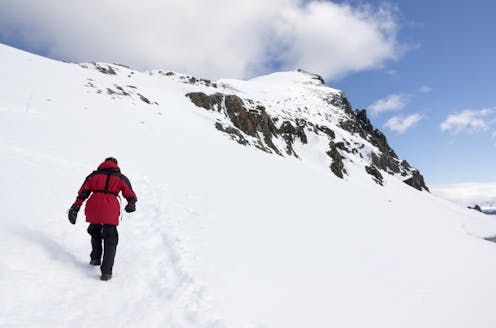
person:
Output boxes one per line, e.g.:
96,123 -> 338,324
68,157 -> 137,281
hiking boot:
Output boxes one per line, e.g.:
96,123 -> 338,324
100,273 -> 112,281
90,259 -> 101,266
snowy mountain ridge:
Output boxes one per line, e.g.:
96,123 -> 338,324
3,43 -> 496,328
78,59 -> 427,191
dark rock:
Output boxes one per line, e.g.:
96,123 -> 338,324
326,92 -> 353,115
138,93 -> 151,104
106,86 -> 131,97
371,128 -> 398,159
365,165 -> 384,186
371,152 -> 400,174
279,121 -> 298,156
223,98 -> 280,155
326,141 -> 346,178
185,88 -> 430,192
316,125 -> 335,139
403,170 -> 429,192
468,205 -> 483,212
335,142 -> 349,152
115,86 -> 129,96
94,63 -> 117,75
296,69 -> 326,85
340,109 -> 397,160
295,122 -> 308,144
186,92 -> 281,155
279,121 -> 308,146
401,160 -> 411,170
282,121 -> 307,155
185,92 -> 223,111
215,122 -> 249,145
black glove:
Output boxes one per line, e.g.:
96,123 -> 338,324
125,203 -> 136,213
68,204 -> 80,224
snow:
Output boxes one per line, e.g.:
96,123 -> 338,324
2,43 -> 496,327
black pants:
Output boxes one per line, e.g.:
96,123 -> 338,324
87,224 -> 119,274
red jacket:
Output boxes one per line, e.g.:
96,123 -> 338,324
74,160 -> 137,225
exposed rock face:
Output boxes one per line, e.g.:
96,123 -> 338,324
186,92 -> 223,111
340,108 -> 428,191
341,109 -> 397,158
365,165 -> 384,186
327,141 -> 346,178
279,121 -> 308,156
371,151 -> 400,174
327,92 -> 353,115
185,75 -> 429,192
316,125 -> 335,139
404,170 -> 429,192
215,122 -> 248,145
186,92 -> 305,155
93,63 -> 117,75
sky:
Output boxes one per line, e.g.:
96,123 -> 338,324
0,0 -> 494,185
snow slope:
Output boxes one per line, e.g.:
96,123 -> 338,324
2,43 -> 496,327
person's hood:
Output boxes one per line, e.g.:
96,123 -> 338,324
97,159 -> 121,172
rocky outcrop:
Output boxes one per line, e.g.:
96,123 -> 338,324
186,92 -> 223,111
341,109 -> 397,158
404,170 -> 429,192
338,107 -> 429,191
186,92 -> 308,155
327,141 -> 346,179
468,205 -> 483,212
371,151 -> 400,174
93,63 -> 117,75
316,125 -> 336,139
365,165 -> 384,186
215,122 -> 249,145
327,92 -> 353,115
279,121 -> 308,156
185,86 -> 429,191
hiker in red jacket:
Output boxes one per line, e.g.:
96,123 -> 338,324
68,157 -> 137,281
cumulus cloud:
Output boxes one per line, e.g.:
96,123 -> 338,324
369,94 -> 410,114
384,113 -> 423,134
431,182 -> 496,208
440,109 -> 496,134
0,0 -> 403,79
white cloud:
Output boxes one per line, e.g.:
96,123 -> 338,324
369,94 -> 409,114
431,182 -> 496,208
384,113 -> 423,133
440,109 -> 496,134
0,0 -> 403,79
419,85 -> 432,93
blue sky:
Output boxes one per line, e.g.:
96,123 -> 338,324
333,0 -> 496,185
0,0 -> 494,185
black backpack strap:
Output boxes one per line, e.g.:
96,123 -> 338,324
92,171 -> 119,196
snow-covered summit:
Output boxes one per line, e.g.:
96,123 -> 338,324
248,69 -> 329,87
30,46 -> 427,191
182,68 -> 428,191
